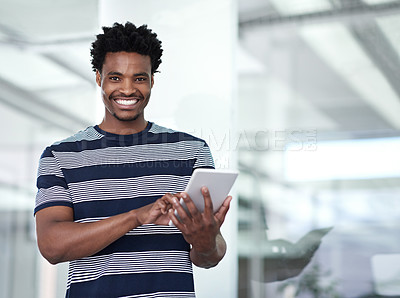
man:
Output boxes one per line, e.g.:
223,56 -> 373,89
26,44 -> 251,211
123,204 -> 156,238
35,22 -> 231,298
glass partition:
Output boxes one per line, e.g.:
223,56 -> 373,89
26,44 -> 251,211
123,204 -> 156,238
237,1 -> 400,297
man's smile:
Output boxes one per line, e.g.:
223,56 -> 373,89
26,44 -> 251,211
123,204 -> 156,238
114,98 -> 139,106
110,93 -> 144,108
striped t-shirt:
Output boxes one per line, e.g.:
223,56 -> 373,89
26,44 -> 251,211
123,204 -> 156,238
35,122 -> 214,298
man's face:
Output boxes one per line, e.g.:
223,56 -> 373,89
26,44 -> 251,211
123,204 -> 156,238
96,51 -> 154,124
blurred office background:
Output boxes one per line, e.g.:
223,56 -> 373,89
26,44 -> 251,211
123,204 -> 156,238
1,0 -> 400,297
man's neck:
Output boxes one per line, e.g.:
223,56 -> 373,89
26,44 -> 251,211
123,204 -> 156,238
98,119 -> 148,135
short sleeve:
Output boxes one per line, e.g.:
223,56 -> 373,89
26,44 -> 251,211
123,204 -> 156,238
193,142 -> 215,169
34,147 -> 72,214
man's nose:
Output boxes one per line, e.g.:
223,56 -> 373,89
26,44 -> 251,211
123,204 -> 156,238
120,79 -> 136,95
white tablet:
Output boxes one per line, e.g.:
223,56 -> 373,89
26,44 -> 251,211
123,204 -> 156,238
170,168 -> 238,226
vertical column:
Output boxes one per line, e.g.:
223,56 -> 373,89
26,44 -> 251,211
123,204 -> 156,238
99,1 -> 238,297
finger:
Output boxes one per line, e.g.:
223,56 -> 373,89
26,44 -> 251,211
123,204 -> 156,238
162,193 -> 176,205
158,194 -> 174,214
170,195 -> 192,223
179,192 -> 201,221
164,194 -> 185,213
162,202 -> 174,215
214,196 -> 232,225
168,208 -> 185,231
201,187 -> 214,217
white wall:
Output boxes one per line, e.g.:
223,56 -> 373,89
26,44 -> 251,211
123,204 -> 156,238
99,1 -> 238,297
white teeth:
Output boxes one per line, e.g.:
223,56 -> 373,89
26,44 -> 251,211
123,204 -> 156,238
115,99 -> 138,105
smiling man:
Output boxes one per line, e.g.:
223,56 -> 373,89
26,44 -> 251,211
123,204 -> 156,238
34,22 -> 231,298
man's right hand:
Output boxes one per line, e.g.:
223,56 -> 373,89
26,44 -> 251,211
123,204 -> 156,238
135,193 -> 177,226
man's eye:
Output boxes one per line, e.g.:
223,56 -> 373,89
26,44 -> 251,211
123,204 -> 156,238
136,77 -> 146,82
110,77 -> 120,81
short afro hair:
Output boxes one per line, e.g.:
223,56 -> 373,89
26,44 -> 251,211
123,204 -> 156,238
90,22 -> 163,74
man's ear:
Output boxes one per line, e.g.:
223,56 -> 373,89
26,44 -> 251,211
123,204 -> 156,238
151,75 -> 154,88
96,70 -> 101,87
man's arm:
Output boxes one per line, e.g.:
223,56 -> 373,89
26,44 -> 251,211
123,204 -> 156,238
167,187 -> 232,268
36,194 -> 175,264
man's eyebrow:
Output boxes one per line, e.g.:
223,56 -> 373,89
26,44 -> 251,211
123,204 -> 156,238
134,72 -> 150,77
107,71 -> 123,76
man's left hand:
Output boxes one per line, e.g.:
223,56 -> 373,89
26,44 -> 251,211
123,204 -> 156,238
167,187 -> 232,268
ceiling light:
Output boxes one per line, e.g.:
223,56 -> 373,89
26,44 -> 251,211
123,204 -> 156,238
270,0 -> 333,16
363,0 -> 396,5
